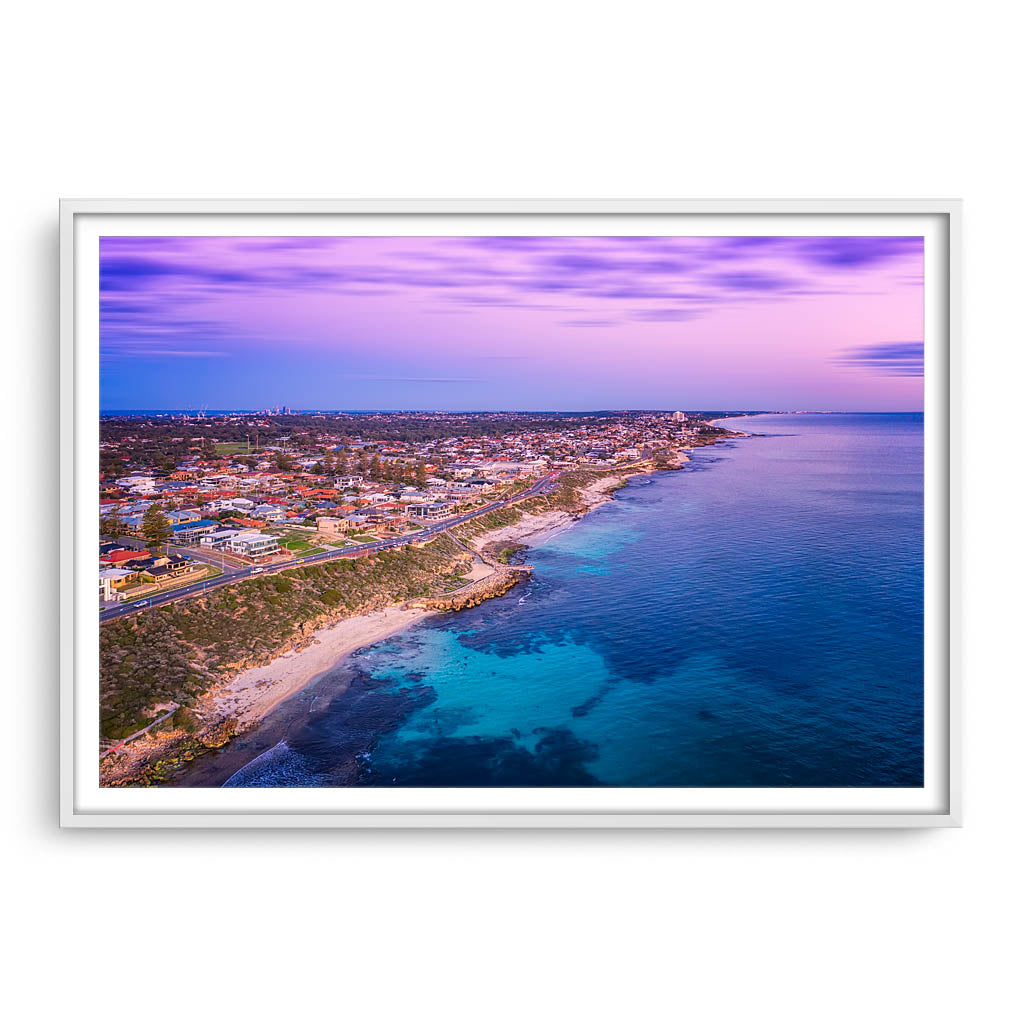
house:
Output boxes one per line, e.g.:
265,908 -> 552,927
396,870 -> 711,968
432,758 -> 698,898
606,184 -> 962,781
120,553 -> 161,571
200,528 -> 242,550
115,475 -> 157,494
446,478 -> 492,495
166,509 -> 201,525
319,513 -> 377,534
171,519 -> 219,544
100,547 -> 151,566
407,501 -> 457,521
116,514 -> 146,536
316,516 -> 347,534
227,532 -> 280,558
252,503 -> 286,522
99,567 -> 139,601
141,557 -> 197,583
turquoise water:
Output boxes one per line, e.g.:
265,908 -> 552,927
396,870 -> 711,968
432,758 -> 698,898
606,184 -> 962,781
218,414 -> 923,788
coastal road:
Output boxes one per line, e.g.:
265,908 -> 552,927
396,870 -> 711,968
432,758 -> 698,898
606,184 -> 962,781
100,472 -> 561,624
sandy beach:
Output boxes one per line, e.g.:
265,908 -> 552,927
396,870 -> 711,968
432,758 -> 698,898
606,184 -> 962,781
216,469 -> 668,725
200,469 -> 661,733
468,462 -> 684,552
101,457 -> 692,787
205,606 -> 435,728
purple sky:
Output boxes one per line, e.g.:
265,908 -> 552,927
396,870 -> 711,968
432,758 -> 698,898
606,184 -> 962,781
100,235 -> 924,411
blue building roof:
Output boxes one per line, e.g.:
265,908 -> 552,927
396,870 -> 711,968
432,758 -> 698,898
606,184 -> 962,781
172,519 -> 218,532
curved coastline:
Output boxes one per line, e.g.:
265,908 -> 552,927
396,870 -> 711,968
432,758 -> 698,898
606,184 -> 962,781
117,436 -> 746,787
168,468 -> 683,787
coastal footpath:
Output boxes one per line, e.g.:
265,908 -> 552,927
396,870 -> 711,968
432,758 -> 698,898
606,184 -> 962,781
99,436 -> 740,786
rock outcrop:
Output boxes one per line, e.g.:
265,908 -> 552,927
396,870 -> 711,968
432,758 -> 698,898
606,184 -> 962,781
407,566 -> 530,612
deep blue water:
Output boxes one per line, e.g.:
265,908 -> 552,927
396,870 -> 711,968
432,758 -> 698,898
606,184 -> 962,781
214,414 -> 923,789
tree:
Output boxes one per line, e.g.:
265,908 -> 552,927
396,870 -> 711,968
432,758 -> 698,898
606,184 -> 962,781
415,461 -> 428,487
369,455 -> 382,480
141,504 -> 172,549
100,514 -> 120,538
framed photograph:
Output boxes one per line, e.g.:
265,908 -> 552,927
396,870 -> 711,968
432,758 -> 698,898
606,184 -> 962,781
60,199 -> 960,827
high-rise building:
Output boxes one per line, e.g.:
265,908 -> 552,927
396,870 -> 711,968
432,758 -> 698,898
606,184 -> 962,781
672,410 -> 688,423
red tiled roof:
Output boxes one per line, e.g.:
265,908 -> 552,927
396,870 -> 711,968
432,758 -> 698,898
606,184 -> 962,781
102,549 -> 151,564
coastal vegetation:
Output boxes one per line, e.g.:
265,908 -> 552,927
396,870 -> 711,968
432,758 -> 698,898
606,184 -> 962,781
100,534 -> 469,741
495,544 -> 528,564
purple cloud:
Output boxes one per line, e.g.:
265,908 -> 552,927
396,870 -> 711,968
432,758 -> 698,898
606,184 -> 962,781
796,237 -> 923,268
100,235 -> 924,378
709,271 -> 797,292
629,308 -> 702,322
834,341 -> 924,376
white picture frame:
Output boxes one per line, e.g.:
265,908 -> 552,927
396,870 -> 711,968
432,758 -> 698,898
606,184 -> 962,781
60,198 -> 961,828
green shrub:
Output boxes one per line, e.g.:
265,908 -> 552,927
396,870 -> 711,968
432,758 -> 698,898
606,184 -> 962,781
172,706 -> 198,733
100,534 -> 467,740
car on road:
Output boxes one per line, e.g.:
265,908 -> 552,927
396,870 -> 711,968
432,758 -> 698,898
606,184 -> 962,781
134,601 -> 149,608
251,567 -> 265,574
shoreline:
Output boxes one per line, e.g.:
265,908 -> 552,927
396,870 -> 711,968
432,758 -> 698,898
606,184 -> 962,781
102,441 -> 739,787
206,467 -> 661,733
464,459 -> 686,553
206,606 -> 436,730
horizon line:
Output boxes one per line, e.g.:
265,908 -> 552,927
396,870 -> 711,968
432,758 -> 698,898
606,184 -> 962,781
99,407 -> 925,415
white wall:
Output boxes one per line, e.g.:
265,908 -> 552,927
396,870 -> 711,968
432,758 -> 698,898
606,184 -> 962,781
5,2 -> 1020,1021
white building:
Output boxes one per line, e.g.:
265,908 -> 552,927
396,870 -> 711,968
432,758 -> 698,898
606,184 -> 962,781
227,531 -> 280,558
252,503 -> 286,521
407,501 -> 457,521
200,528 -> 242,550
115,475 -> 157,494
99,567 -> 135,602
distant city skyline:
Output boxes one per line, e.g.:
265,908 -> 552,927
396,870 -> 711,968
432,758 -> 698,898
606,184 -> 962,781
100,235 -> 925,412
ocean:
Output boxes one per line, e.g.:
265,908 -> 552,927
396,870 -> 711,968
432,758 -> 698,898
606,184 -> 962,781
189,413 -> 924,788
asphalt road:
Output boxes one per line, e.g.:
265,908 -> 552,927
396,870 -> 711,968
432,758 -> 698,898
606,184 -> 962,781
99,473 -> 560,624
